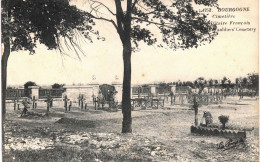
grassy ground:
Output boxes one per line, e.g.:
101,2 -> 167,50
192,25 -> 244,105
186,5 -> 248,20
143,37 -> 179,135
3,96 -> 259,162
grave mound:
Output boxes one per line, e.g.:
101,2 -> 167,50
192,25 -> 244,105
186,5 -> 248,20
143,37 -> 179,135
20,111 -> 47,119
55,117 -> 98,128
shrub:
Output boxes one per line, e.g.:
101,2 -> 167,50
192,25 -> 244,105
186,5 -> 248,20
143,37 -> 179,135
218,115 -> 229,129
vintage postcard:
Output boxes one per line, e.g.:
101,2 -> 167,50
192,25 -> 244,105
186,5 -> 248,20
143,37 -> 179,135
1,0 -> 259,161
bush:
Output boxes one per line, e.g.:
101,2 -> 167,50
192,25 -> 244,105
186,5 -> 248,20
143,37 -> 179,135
52,83 -> 64,89
218,115 -> 229,129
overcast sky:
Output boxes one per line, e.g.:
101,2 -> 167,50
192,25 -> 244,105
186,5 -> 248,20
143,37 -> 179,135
6,0 -> 258,86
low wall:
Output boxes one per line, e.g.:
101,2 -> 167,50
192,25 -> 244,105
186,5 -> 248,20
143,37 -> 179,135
63,85 -> 99,103
191,126 -> 247,139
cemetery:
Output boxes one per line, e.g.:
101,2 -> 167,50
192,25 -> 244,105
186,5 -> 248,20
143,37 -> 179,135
3,80 -> 259,161
2,0 -> 259,161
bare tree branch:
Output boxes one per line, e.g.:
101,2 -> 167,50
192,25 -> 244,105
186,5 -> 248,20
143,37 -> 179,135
84,12 -> 118,30
131,0 -> 139,10
90,0 -> 116,16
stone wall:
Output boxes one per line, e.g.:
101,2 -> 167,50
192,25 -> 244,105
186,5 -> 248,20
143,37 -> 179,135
63,85 -> 98,103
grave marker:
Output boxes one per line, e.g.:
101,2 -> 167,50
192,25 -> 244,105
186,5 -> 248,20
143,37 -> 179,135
69,101 -> 72,111
13,97 -> 17,110
32,96 -> 37,109
63,95 -> 69,112
45,94 -> 53,115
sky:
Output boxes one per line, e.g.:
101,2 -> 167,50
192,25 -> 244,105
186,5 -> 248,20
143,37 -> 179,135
5,0 -> 259,86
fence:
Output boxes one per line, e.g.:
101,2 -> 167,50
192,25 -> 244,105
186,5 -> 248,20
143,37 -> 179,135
6,89 -> 25,100
39,89 -> 64,99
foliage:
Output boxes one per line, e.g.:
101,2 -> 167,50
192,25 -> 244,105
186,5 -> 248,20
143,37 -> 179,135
186,81 -> 194,88
1,0 -> 98,57
218,115 -> 229,129
7,86 -> 13,89
247,73 -> 259,91
130,0 -> 218,51
24,81 -> 37,89
52,83 -> 64,89
235,73 -> 258,91
208,79 -> 213,87
2,0 -> 220,132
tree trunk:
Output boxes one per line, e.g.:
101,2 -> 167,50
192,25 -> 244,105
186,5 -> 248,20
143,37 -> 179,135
2,37 -> 10,121
121,42 -> 132,133
2,36 -> 10,152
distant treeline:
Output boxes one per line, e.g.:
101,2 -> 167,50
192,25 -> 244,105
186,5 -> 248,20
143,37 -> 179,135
154,73 -> 259,92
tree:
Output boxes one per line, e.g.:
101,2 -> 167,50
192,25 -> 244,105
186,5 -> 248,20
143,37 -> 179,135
218,115 -> 229,130
3,0 -> 219,133
1,0 -> 96,119
214,80 -> 218,85
248,73 -> 259,93
209,79 -> 213,87
221,76 -> 228,88
24,81 -> 37,97
196,77 -> 205,92
242,77 -> 248,88
186,81 -> 194,88
83,0 -> 218,133
52,83 -> 65,89
194,80 -> 198,88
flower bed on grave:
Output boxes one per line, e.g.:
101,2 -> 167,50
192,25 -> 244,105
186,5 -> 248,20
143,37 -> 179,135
190,125 -> 252,139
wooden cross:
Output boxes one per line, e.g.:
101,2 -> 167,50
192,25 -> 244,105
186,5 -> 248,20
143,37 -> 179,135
45,94 -> 53,114
63,95 -> 69,112
32,96 -> 37,109
78,95 -> 86,110
12,97 -> 17,110
68,101 -> 72,111
193,95 -> 199,126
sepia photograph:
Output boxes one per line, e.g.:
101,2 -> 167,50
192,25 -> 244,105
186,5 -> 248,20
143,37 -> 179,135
1,0 -> 259,161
